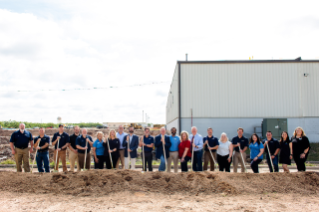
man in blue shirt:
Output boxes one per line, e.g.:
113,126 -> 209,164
76,128 -> 93,170
155,127 -> 171,172
116,125 -> 127,169
263,131 -> 280,172
231,127 -> 249,173
139,127 -> 154,171
34,127 -> 50,172
10,123 -> 34,172
167,127 -> 180,173
52,124 -> 70,172
189,126 -> 203,172
203,127 -> 219,171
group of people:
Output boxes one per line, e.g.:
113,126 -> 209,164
9,123 -> 311,173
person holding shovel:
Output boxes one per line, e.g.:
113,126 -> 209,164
155,127 -> 171,172
291,127 -> 310,172
52,124 -> 70,172
76,128 -> 93,170
249,133 -> 264,173
231,127 -> 248,173
123,126 -> 139,170
189,126 -> 203,172
178,131 -> 191,172
93,131 -> 105,169
103,129 -> 120,169
139,127 -> 154,172
10,123 -> 34,172
68,125 -> 81,172
203,127 -> 219,171
263,131 -> 280,172
33,127 -> 50,173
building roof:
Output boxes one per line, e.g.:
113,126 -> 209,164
177,58 -> 319,64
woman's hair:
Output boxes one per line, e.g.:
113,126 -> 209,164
96,131 -> 104,139
109,129 -> 117,139
293,126 -> 306,137
249,133 -> 260,144
180,131 -> 189,141
219,132 -> 228,142
280,131 -> 289,143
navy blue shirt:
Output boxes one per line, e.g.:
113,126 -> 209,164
232,136 -> 249,152
76,135 -> 93,154
52,132 -> 70,150
10,130 -> 33,149
69,133 -> 80,150
203,135 -> 219,152
34,135 -> 50,152
143,135 -> 154,152
262,138 -> 280,156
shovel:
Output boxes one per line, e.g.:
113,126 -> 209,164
53,138 -> 60,173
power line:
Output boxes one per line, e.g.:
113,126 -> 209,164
0,81 -> 170,93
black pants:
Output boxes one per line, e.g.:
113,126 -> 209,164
142,151 -> 153,171
217,154 -> 231,172
94,155 -> 105,169
250,159 -> 262,173
105,153 -> 119,169
181,156 -> 191,172
294,154 -> 308,172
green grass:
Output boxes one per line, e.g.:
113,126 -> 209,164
0,159 -> 16,165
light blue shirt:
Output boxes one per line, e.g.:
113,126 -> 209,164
189,133 -> 203,151
169,135 -> 180,152
116,132 -> 127,149
93,139 -> 104,156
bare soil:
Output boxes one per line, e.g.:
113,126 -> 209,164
0,170 -> 318,211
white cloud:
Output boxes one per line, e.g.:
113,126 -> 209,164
0,0 -> 319,124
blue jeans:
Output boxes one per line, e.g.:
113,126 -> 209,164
158,155 -> 166,171
192,150 -> 203,171
36,151 -> 50,172
266,155 -> 279,172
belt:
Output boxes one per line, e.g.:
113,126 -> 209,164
38,150 -> 48,153
170,151 -> 178,152
15,147 -> 28,150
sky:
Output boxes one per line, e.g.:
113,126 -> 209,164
0,0 -> 319,124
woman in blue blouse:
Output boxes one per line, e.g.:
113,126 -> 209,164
249,133 -> 264,173
93,131 -> 105,169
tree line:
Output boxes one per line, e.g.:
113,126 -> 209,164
0,120 -> 103,129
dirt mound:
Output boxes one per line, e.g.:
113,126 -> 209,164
0,171 -> 318,197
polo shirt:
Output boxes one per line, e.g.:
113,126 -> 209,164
143,135 -> 154,152
34,135 -> 50,152
262,138 -> 280,156
232,136 -> 249,152
10,130 -> 33,149
189,134 -> 203,151
169,135 -> 180,152
52,132 -> 70,150
203,135 -> 219,152
76,135 -> 92,154
249,142 -> 264,160
93,139 -> 104,156
70,133 -> 80,150
116,132 -> 127,149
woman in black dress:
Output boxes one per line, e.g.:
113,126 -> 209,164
279,131 -> 292,173
291,127 -> 311,172
103,129 -> 120,169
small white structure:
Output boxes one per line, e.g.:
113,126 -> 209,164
166,59 -> 319,142
57,117 -> 62,124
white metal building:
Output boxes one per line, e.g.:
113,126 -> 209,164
166,59 -> 319,142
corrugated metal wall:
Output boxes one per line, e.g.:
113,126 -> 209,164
166,64 -> 179,124
180,62 -> 319,118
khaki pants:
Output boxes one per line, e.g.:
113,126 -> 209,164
167,151 -> 179,173
116,149 -> 125,169
78,152 -> 91,170
233,151 -> 246,173
54,149 -> 67,172
203,151 -> 217,171
14,147 -> 30,172
68,148 -> 79,172
124,157 -> 136,170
